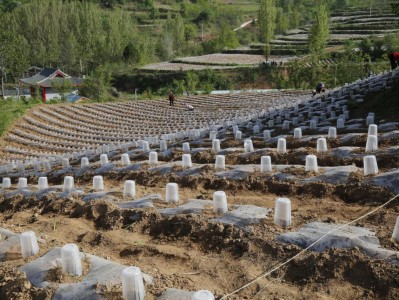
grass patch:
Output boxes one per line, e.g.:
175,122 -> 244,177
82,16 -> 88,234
222,4 -> 259,12
0,98 -> 43,137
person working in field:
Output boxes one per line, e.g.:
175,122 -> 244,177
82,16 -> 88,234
168,91 -> 176,106
388,52 -> 399,70
312,82 -> 326,97
186,104 -> 194,111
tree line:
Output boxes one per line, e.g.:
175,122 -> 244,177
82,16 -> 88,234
0,1 -> 137,77
0,0 -> 246,86
0,0 -> 397,101
1,0 -> 385,82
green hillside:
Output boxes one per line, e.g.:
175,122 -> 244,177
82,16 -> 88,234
0,0 -> 397,102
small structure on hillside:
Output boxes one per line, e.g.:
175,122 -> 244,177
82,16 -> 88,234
20,68 -> 84,101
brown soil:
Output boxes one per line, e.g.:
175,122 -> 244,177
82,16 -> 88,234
1,167 -> 399,300
0,262 -> 53,300
44,259 -> 90,284
1,85 -> 399,299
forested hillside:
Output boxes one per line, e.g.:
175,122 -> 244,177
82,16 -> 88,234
0,0 -> 395,75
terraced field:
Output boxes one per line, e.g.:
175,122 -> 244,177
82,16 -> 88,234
142,7 -> 399,71
254,10 -> 399,56
0,90 -> 309,161
0,69 -> 399,299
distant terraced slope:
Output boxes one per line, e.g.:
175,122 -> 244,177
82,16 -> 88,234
144,7 -> 399,72
251,8 -> 399,55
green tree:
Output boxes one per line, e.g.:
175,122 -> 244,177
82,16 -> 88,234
184,23 -> 198,41
0,30 -> 28,98
289,8 -> 302,29
123,42 -> 136,63
150,6 -> 160,22
275,7 -> 289,34
51,78 -> 74,102
357,36 -> 389,61
180,2 -> 187,17
163,13 -> 186,57
308,1 -> 330,56
172,79 -> 186,95
185,71 -> 199,93
60,33 -> 78,72
78,66 -> 112,101
174,14 -> 186,55
392,1 -> 399,15
4,0 -> 136,74
358,38 -> 373,56
156,33 -> 174,61
258,0 -> 277,61
123,33 -> 155,66
384,33 -> 399,54
218,21 -> 240,50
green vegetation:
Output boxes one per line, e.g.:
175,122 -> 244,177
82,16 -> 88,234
170,69 -> 233,94
0,30 -> 29,97
392,2 -> 399,15
52,79 -> 74,102
0,0 -> 396,138
0,98 -> 42,136
114,68 -> 233,96
0,0 -> 396,102
276,54 -> 384,90
0,0 -> 246,90
79,66 -> 114,102
0,0 -> 136,76
0,0 -> 391,76
272,30 -> 399,90
258,0 -> 277,61
308,1 -> 330,57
